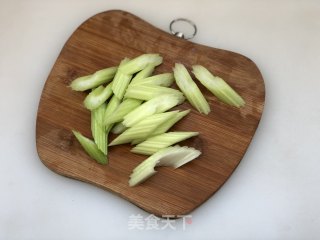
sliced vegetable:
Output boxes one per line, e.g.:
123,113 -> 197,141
72,130 -> 107,164
192,65 -> 245,107
173,63 -> 210,115
109,111 -> 179,146
130,64 -> 155,84
131,109 -> 190,145
131,132 -> 199,155
124,84 -> 183,101
119,54 -> 163,75
112,58 -> 132,100
104,98 -> 143,125
111,122 -> 127,134
122,94 -> 185,127
70,67 -> 117,91
91,103 -> 107,154
129,146 -> 201,186
104,95 -> 121,125
130,73 -> 174,87
83,83 -> 113,110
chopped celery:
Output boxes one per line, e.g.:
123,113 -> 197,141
83,83 -> 113,110
130,73 -> 174,87
70,67 -> 117,91
124,84 -> 183,101
112,58 -> 133,100
153,109 -> 190,135
130,109 -> 190,145
72,130 -> 107,164
111,122 -> 127,134
130,64 -> 155,84
192,65 -> 245,107
131,132 -> 199,155
104,95 -> 121,123
109,111 -> 178,146
173,63 -> 211,115
104,98 -> 143,125
91,103 -> 107,154
119,54 -> 163,74
122,94 -> 185,127
129,146 -> 201,186
103,95 -> 121,155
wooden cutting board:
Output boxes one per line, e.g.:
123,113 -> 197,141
36,10 -> 265,217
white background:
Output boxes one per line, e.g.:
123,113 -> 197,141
1,0 -> 320,239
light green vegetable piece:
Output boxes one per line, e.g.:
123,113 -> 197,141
111,122 -> 127,134
72,130 -> 107,164
109,111 -> 178,146
173,63 -> 210,115
131,132 -> 199,155
104,98 -> 143,125
130,64 -> 155,85
91,103 -> 107,154
119,54 -> 163,75
122,94 -> 185,127
112,58 -> 132,100
192,65 -> 245,107
131,109 -> 190,145
130,73 -> 174,87
83,83 -> 113,110
124,84 -> 183,101
129,146 -> 201,186
70,67 -> 117,91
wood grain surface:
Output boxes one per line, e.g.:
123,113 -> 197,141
36,10 -> 265,217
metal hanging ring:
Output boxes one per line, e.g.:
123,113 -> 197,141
169,18 -> 197,40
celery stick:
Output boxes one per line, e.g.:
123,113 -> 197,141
153,109 -> 190,135
111,122 -> 127,134
104,95 -> 121,122
192,65 -> 245,107
173,63 -> 211,115
112,58 -> 133,100
124,84 -> 183,101
104,98 -> 143,125
91,103 -> 107,154
131,132 -> 199,155
70,67 -> 117,91
72,130 -> 107,164
130,109 -> 190,145
119,54 -> 163,74
130,73 -> 174,87
130,64 -> 155,84
83,83 -> 113,110
109,111 -> 178,146
123,94 -> 185,127
129,146 -> 201,186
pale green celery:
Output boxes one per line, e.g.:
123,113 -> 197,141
72,130 -> 107,164
131,132 -> 199,155
130,73 -> 174,87
153,109 -> 190,135
130,109 -> 190,145
112,58 -> 132,100
103,95 -> 121,154
111,122 -> 127,134
83,83 -> 113,110
129,146 -> 201,186
130,64 -> 155,84
119,54 -> 162,74
70,67 -> 117,91
192,65 -> 245,107
124,84 -> 183,101
109,111 -> 178,146
122,94 -> 185,127
173,63 -> 210,115
91,103 -> 107,154
104,98 -> 143,125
